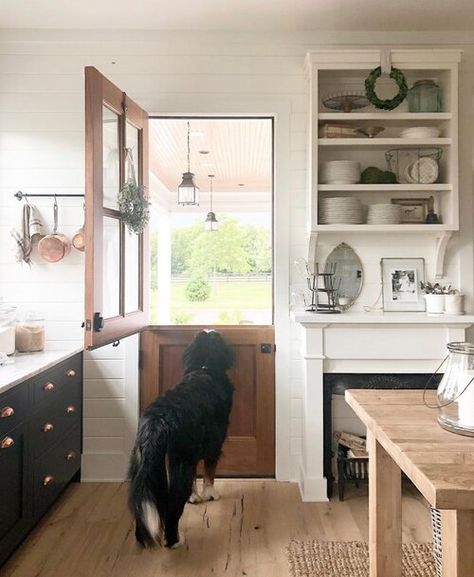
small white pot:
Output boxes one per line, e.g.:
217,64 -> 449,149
424,293 -> 445,315
444,293 -> 464,315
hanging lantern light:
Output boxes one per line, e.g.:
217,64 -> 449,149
204,174 -> 219,231
178,121 -> 199,206
435,342 -> 474,436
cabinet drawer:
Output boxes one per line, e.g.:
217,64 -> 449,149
0,383 -> 29,437
33,426 -> 81,518
32,355 -> 82,408
29,383 -> 81,459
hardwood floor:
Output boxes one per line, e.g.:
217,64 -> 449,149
2,480 -> 432,577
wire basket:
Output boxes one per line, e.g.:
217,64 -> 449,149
385,148 -> 443,184
430,507 -> 443,577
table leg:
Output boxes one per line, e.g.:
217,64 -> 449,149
441,509 -> 474,577
367,430 -> 402,577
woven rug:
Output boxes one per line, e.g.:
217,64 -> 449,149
287,540 -> 436,577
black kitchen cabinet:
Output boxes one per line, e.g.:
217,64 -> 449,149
0,352 -> 83,566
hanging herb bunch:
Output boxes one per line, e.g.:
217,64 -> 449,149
365,66 -> 408,111
118,148 -> 150,234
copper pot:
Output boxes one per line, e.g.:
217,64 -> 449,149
72,204 -> 85,252
38,199 -> 71,263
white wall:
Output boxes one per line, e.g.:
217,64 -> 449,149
1,29 -> 473,481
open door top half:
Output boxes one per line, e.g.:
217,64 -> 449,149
84,67 -> 149,349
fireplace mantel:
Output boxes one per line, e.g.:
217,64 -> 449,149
291,310 -> 474,502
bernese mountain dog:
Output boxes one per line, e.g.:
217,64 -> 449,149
128,329 -> 234,548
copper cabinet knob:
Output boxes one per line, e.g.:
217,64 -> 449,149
43,382 -> 55,391
66,451 -> 77,461
1,436 -> 14,449
66,405 -> 76,414
43,475 -> 55,486
42,423 -> 54,433
66,369 -> 76,377
0,406 -> 14,418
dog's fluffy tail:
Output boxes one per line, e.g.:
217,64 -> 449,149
128,417 -> 169,548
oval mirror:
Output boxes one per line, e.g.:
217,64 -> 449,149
324,242 -> 363,310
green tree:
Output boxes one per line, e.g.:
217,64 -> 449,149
185,275 -> 211,301
189,217 -> 251,275
171,225 -> 201,274
244,225 -> 272,273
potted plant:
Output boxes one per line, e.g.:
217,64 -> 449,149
420,282 -> 465,315
420,282 -> 446,315
444,285 -> 465,315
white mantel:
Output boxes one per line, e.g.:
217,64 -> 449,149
291,310 -> 474,501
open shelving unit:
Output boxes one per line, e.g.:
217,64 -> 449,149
304,48 -> 462,276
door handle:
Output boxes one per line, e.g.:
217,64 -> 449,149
260,343 -> 273,354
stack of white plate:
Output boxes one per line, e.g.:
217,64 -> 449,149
319,197 -> 363,224
320,160 -> 361,184
399,126 -> 440,139
367,204 -> 402,225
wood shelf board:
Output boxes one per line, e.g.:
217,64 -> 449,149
318,138 -> 451,147
318,184 -> 452,192
318,113 -> 452,121
314,224 -> 456,232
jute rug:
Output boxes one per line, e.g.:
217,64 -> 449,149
287,540 -> 436,577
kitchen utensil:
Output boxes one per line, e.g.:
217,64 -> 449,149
400,126 -> 441,138
15,312 -> 45,352
72,203 -> 85,252
37,198 -> 71,263
385,148 -> 442,184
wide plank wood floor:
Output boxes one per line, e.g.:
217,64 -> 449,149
2,480 -> 431,577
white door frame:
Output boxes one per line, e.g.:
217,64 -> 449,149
149,99 -> 292,480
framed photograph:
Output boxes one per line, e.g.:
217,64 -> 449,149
391,198 -> 428,223
381,258 -> 425,312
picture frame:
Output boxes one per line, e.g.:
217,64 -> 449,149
391,198 -> 429,223
381,258 -> 425,312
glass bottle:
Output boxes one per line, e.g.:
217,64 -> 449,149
407,79 -> 442,112
15,313 -> 45,352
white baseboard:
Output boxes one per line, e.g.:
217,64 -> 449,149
298,462 -> 328,502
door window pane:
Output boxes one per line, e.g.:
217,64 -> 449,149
103,105 -> 120,210
125,231 -> 140,313
126,122 -> 140,184
103,216 -> 120,318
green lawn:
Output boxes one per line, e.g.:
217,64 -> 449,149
150,279 -> 272,324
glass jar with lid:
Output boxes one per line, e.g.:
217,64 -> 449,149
15,313 -> 45,352
437,342 -> 474,436
0,305 -> 17,355
407,79 -> 442,112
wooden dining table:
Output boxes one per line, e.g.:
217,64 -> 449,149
345,389 -> 474,577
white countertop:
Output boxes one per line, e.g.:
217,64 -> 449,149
291,309 -> 474,325
0,347 -> 83,396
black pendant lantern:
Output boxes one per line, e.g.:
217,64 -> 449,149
204,174 -> 218,231
178,122 -> 199,206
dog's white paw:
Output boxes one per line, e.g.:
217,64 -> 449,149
169,531 -> 185,549
201,485 -> 220,502
188,492 -> 202,504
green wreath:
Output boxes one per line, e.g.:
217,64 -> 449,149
365,66 -> 408,111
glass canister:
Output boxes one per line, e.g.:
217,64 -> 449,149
407,79 -> 442,112
0,305 -> 16,355
15,313 -> 45,352
437,342 -> 474,436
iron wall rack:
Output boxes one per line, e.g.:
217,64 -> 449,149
15,190 -> 85,201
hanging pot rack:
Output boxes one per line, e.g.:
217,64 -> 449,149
15,190 -> 85,201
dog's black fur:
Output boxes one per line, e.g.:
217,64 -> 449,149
128,330 -> 234,548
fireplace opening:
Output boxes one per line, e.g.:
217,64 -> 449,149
323,373 -> 442,499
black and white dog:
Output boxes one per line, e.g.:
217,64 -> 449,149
128,330 -> 234,548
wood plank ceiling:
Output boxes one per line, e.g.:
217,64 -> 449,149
149,118 -> 272,212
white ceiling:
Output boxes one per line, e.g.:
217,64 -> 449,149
3,0 -> 474,31
149,118 -> 272,211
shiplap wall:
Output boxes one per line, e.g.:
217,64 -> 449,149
1,29 -> 473,482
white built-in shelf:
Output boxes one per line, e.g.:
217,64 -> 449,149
318,138 -> 451,147
318,112 -> 452,122
315,224 -> 455,232
318,184 -> 452,192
